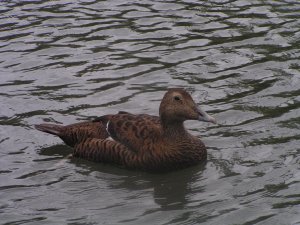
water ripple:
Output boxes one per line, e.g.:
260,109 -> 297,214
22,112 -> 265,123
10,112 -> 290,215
0,0 -> 299,224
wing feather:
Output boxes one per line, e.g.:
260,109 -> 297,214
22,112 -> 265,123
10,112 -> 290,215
102,114 -> 161,153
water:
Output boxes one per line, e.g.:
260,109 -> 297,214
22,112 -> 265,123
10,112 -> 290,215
0,0 -> 299,224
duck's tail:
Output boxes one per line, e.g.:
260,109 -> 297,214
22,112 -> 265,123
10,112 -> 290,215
34,124 -> 63,136
34,121 -> 110,147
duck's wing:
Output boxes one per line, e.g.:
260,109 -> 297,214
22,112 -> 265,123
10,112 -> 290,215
35,121 -> 108,147
95,112 -> 161,153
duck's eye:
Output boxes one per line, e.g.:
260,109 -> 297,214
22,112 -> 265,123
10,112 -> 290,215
174,96 -> 181,101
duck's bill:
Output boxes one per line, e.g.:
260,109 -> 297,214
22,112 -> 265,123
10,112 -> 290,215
197,107 -> 217,124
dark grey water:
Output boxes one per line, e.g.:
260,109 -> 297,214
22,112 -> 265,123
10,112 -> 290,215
1,0 -> 300,224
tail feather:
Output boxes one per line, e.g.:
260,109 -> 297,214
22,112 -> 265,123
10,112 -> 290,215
34,124 -> 63,136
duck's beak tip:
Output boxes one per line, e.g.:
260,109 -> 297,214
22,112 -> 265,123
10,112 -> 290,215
210,117 -> 217,124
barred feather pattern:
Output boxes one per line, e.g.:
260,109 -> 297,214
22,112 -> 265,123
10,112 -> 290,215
73,137 -> 207,172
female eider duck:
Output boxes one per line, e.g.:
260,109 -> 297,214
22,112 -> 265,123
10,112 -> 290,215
35,88 -> 216,172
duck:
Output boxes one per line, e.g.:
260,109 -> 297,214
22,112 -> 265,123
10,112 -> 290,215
35,88 -> 216,172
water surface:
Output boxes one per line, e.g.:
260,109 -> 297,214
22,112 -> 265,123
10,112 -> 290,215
0,0 -> 300,224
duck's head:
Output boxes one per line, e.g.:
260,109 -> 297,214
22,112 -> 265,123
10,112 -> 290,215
159,88 -> 216,124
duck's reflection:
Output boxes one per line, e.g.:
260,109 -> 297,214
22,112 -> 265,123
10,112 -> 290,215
149,164 -> 206,210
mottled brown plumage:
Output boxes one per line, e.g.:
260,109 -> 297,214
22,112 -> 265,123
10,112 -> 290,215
35,88 -> 216,172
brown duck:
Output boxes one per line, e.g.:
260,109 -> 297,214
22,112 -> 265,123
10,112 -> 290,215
35,88 -> 216,172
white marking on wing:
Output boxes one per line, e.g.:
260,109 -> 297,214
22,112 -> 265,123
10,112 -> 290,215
106,120 -> 111,137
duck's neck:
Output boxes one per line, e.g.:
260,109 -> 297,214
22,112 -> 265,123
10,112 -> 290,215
161,120 -> 187,138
